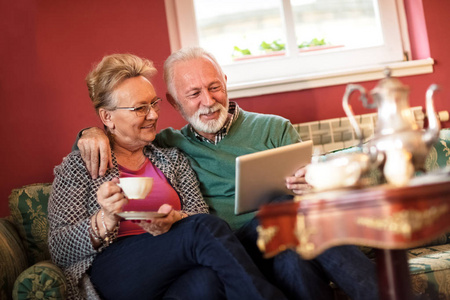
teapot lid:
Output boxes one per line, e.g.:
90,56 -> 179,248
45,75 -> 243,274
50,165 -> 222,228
371,68 -> 409,95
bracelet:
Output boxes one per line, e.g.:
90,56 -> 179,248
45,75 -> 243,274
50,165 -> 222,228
100,210 -> 111,244
90,210 -> 102,242
100,210 -> 109,234
89,226 -> 101,242
100,210 -> 120,247
179,211 -> 186,220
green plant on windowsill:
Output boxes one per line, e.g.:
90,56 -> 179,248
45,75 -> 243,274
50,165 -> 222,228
233,46 -> 252,56
260,40 -> 286,52
232,38 -> 331,60
232,40 -> 286,58
233,38 -> 328,56
298,38 -> 326,49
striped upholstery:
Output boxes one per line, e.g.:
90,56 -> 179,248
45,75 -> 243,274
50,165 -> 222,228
0,219 -> 28,300
409,244 -> 450,298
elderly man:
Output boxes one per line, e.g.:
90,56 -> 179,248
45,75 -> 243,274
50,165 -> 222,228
76,47 -> 378,299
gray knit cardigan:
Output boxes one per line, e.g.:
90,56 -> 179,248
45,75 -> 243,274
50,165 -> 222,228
48,144 -> 209,299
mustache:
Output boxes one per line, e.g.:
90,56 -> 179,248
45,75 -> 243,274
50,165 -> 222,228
195,103 -> 222,116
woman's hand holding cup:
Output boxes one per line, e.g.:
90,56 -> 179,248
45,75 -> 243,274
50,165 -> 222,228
96,177 -> 128,227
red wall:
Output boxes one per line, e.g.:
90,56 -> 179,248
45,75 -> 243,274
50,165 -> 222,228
0,1 -> 449,217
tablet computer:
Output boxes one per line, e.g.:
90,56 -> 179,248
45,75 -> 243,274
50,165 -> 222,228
234,140 -> 313,215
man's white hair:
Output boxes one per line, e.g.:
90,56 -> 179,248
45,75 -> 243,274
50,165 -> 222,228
163,47 -> 225,102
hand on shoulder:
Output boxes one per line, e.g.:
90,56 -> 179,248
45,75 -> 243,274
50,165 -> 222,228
77,127 -> 112,179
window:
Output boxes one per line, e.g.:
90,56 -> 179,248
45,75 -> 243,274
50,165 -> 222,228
165,0 -> 433,98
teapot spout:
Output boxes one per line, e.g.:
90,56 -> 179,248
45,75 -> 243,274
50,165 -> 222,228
422,84 -> 441,146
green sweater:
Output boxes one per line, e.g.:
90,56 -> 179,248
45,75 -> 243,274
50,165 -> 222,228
155,108 -> 300,230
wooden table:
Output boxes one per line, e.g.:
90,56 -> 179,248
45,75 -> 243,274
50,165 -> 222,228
256,177 -> 450,300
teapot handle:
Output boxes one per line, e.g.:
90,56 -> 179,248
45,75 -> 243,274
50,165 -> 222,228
423,84 -> 441,146
342,84 -> 371,147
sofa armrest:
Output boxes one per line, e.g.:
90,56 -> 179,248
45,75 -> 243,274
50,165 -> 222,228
12,260 -> 67,300
0,218 -> 28,300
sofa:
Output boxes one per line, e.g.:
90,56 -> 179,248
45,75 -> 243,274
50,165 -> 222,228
1,129 -> 449,300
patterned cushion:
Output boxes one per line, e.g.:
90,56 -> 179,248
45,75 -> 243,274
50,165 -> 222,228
424,128 -> 450,171
418,129 -> 450,248
12,260 -> 67,300
0,218 -> 28,300
408,244 -> 450,298
8,183 -> 52,266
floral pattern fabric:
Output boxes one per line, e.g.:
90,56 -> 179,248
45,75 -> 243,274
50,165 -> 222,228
8,183 -> 52,266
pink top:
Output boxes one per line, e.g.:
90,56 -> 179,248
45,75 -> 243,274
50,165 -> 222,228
117,158 -> 181,237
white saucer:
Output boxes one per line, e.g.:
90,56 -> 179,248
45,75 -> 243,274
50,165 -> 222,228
116,211 -> 168,220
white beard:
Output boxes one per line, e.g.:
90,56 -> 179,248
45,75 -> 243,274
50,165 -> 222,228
182,102 -> 229,134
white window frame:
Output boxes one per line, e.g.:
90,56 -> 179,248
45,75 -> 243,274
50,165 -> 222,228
165,0 -> 434,99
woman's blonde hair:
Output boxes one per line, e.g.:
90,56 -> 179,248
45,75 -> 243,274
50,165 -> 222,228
86,53 -> 157,114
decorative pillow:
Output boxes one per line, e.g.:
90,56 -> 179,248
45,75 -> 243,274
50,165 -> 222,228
408,244 -> 450,298
12,260 -> 66,300
424,128 -> 450,171
416,130 -> 450,248
8,183 -> 52,266
0,218 -> 28,300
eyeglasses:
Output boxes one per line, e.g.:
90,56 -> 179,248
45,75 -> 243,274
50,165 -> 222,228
114,97 -> 162,117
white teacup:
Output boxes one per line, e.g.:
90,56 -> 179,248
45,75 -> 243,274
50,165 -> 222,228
117,177 -> 153,199
305,153 -> 370,191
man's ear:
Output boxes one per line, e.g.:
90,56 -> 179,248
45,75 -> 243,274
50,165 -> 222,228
166,93 -> 180,111
99,108 -> 115,130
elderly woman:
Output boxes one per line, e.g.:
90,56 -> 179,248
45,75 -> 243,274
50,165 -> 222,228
48,54 -> 286,300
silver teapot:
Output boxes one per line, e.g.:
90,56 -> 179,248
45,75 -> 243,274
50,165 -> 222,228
342,69 -> 441,186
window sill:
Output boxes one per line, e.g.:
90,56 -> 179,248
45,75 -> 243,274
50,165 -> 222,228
227,58 -> 434,99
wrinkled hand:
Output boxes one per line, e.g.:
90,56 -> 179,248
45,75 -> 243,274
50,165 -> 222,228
285,166 -> 312,195
137,204 -> 182,236
78,127 -> 112,179
97,178 -> 128,228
